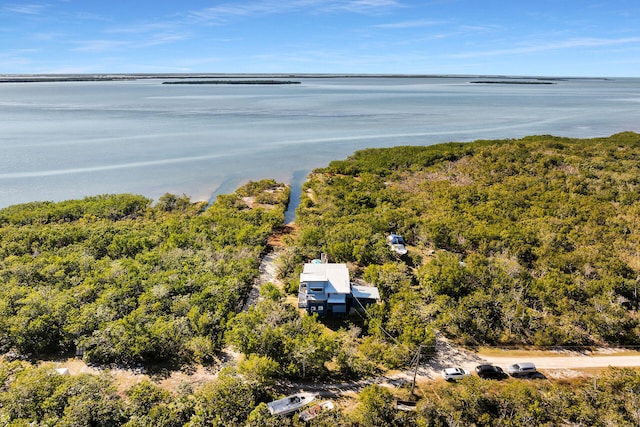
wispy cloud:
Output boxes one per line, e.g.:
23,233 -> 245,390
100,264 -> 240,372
374,19 -> 442,29
2,3 -> 48,15
187,0 -> 402,22
67,11 -> 109,22
334,0 -> 403,13
427,24 -> 499,40
100,16 -> 193,50
0,4 -> 48,15
136,33 -> 189,47
107,22 -> 179,35
72,31 -> 189,53
458,25 -> 498,33
0,48 -> 39,57
72,40 -> 130,53
66,14 -> 191,53
451,36 -> 640,58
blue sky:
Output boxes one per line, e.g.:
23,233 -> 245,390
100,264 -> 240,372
1,0 -> 639,76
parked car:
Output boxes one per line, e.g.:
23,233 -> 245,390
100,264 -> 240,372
441,367 -> 471,381
475,364 -> 507,379
506,362 -> 537,378
387,234 -> 408,255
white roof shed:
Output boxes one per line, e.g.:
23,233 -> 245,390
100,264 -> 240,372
351,285 -> 381,300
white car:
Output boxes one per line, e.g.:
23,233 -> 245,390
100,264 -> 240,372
441,367 -> 471,381
387,234 -> 408,255
506,362 -> 537,377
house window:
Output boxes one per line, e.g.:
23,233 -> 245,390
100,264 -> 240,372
310,287 -> 323,292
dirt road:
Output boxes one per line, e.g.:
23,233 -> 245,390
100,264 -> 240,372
404,337 -> 640,383
482,353 -> 640,370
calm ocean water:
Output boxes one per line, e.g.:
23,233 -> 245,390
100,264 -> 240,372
1,77 -> 639,213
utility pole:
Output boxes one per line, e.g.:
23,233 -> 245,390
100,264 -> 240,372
411,344 -> 422,396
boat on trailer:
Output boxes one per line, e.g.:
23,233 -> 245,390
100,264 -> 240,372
267,392 -> 316,416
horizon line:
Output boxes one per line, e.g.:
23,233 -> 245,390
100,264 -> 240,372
0,73 -> 624,81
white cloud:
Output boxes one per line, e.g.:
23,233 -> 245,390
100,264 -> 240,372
71,31 -> 189,53
72,40 -> 129,53
374,19 -> 442,29
187,0 -> 402,22
136,33 -> 189,47
2,4 -> 48,15
106,22 -> 178,35
334,0 -> 402,13
188,1 -> 306,22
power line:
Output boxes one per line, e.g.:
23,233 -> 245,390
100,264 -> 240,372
352,293 -> 399,345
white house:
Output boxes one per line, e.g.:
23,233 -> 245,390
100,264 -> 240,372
297,262 -> 380,316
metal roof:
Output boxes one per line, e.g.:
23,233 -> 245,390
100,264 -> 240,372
300,263 -> 351,294
351,284 -> 381,300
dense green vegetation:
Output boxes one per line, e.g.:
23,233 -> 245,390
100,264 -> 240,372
3,133 -> 640,425
0,181 -> 289,366
291,132 -> 640,348
225,284 -> 393,379
1,358 -> 639,426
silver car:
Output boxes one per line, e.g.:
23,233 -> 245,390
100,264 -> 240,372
506,362 -> 537,377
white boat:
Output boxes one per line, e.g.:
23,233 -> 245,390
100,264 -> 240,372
298,401 -> 335,421
267,392 -> 316,416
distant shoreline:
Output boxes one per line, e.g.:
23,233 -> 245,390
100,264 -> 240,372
470,80 -> 556,85
162,80 -> 301,85
0,76 -> 136,83
0,73 -> 613,83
